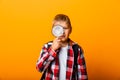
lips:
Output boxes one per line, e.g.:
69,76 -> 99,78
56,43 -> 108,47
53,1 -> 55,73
59,35 -> 65,38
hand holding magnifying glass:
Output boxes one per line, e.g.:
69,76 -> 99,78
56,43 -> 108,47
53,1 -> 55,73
51,25 -> 64,50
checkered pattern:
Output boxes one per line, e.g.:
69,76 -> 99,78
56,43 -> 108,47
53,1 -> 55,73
36,39 -> 88,80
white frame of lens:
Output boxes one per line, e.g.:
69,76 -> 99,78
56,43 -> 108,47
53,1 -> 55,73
52,25 -> 64,37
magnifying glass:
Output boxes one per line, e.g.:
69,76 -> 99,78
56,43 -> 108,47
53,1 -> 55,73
52,25 -> 64,37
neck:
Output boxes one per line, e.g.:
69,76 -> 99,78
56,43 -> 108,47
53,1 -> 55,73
61,39 -> 69,47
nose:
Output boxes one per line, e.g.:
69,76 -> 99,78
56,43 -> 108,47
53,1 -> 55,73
63,30 -> 65,34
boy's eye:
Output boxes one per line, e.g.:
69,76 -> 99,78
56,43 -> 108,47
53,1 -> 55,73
63,28 -> 69,29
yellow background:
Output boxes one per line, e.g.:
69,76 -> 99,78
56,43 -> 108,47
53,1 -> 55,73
0,0 -> 120,80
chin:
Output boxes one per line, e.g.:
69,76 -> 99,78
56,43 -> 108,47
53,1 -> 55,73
61,38 -> 68,42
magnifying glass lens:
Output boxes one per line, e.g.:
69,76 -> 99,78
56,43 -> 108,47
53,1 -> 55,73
52,25 -> 64,37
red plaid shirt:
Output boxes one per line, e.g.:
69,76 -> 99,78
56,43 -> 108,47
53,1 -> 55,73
36,39 -> 88,80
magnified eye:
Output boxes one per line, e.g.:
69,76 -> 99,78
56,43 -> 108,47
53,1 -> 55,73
52,25 -> 64,37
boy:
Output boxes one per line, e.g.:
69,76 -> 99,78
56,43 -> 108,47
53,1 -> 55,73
36,14 -> 88,80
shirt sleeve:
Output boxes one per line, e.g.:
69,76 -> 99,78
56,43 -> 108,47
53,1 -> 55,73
77,47 -> 88,80
36,44 -> 57,72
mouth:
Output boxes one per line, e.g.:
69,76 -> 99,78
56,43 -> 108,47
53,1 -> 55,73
59,35 -> 65,38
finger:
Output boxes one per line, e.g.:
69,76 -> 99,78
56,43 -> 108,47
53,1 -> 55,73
55,37 -> 60,41
57,39 -> 61,42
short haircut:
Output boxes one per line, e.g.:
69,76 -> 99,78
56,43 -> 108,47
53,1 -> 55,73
53,14 -> 72,29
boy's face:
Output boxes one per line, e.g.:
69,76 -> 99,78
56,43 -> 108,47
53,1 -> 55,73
52,21 -> 71,42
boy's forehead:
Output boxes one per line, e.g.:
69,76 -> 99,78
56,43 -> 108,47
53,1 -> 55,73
53,21 -> 68,27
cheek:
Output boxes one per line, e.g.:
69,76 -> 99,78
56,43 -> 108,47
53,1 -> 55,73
64,30 -> 70,36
